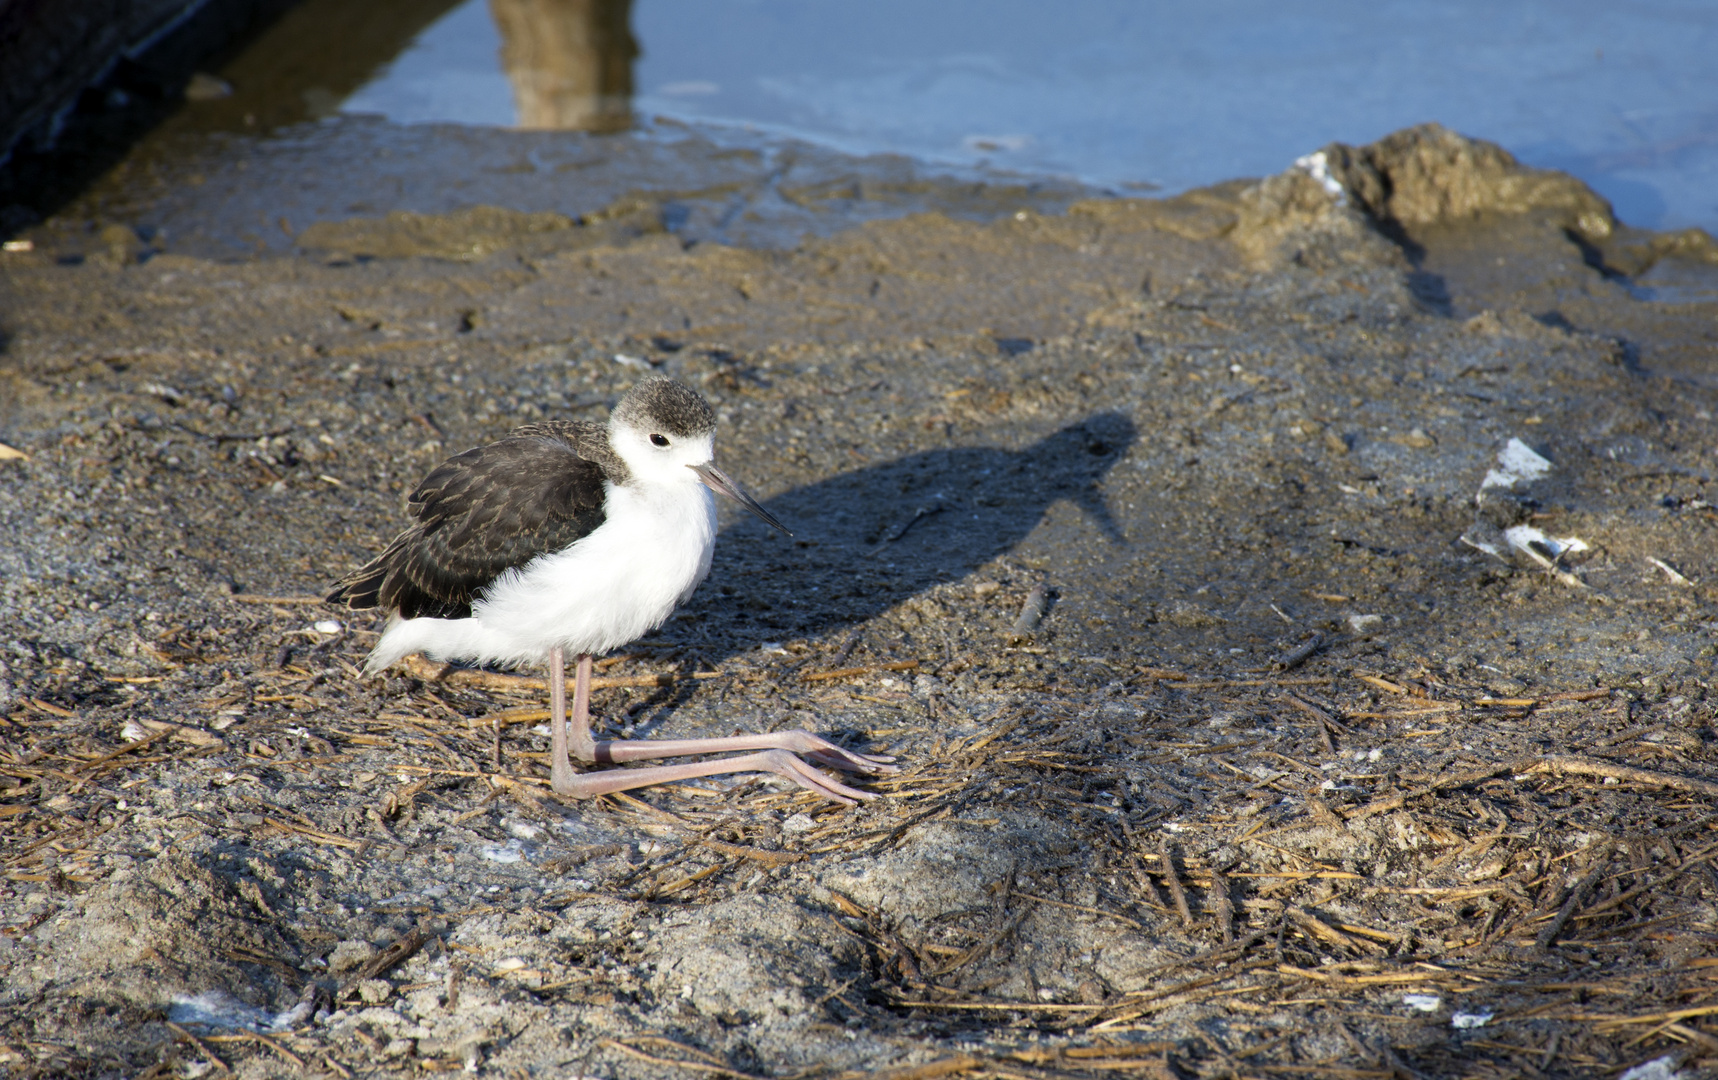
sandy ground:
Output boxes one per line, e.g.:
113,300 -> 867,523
2,125 -> 1717,1079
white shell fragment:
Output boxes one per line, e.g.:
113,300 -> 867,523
1450,1011 -> 1493,1029
1294,150 -> 1346,202
1480,437 -> 1553,495
1649,557 -> 1692,586
1619,1056 -> 1685,1080
1461,436 -> 1589,584
1402,994 -> 1441,1012
313,619 -> 343,634
1347,614 -> 1384,634
1500,525 -> 1589,566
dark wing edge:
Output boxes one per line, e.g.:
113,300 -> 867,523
325,426 -> 610,620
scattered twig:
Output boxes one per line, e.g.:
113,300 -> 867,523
684,836 -> 804,868
1345,759 -> 1532,821
600,1037 -> 771,1080
1209,867 -> 1235,944
261,817 -> 364,851
167,1022 -> 230,1075
1272,631 -> 1324,671
830,628 -> 864,667
1527,755 -> 1718,799
1282,693 -> 1339,754
1013,890 -> 1144,930
802,660 -> 920,682
1537,843 -> 1615,950
874,504 -> 945,549
1159,842 -> 1194,929
1007,584 -> 1051,643
74,727 -> 173,775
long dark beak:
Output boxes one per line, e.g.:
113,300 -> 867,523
690,462 -> 791,535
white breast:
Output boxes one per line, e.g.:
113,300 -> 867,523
365,481 -> 717,673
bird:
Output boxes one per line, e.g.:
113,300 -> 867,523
326,375 -> 895,804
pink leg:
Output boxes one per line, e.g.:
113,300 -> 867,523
548,645 -> 572,793
546,649 -> 894,804
550,650 -> 595,796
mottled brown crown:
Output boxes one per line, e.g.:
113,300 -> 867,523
611,376 -> 717,439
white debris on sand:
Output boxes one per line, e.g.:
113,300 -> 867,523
1294,150 -> 1346,202
1619,1055 -> 1684,1080
1481,437 -> 1553,493
1462,436 -> 1591,580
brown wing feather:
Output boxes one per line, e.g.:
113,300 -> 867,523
326,421 -> 611,619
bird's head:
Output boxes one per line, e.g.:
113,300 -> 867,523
610,376 -> 789,533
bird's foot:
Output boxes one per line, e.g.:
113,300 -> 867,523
766,730 -> 899,775
749,749 -> 880,805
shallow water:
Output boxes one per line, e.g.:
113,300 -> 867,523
20,0 -> 1718,258
346,0 -> 1718,233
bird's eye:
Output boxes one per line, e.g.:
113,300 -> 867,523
649,433 -> 670,447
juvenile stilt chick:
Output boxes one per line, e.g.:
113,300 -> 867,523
327,376 -> 894,803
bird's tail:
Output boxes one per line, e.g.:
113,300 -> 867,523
363,615 -> 416,677
362,615 -> 522,677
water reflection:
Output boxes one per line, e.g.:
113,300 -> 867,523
490,0 -> 636,132
182,0 -> 470,132
337,0 -> 1718,233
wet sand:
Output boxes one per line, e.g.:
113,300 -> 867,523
2,125 -> 1716,1077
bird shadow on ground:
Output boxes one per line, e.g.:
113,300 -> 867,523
617,410 -> 1138,732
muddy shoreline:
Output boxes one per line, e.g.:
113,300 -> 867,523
2,125 -> 1717,1078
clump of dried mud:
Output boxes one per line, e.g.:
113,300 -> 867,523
2,125 -> 1716,1079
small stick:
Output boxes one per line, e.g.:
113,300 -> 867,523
1537,844 -> 1614,950
1209,866 -> 1235,944
830,628 -> 864,667
1530,755 -> 1718,799
1008,584 -> 1051,642
1538,1032 -> 1560,1073
248,1033 -> 305,1068
1118,816 -> 1169,910
1666,1023 -> 1718,1055
492,719 -> 503,772
801,660 -> 919,683
1134,867 -> 1169,911
1282,693 -> 1337,754
1272,631 -> 1324,671
599,1039 -> 771,1080
353,925 -> 430,982
167,1022 -> 230,1074
888,504 -> 943,541
1159,842 -> 1194,929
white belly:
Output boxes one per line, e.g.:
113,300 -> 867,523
365,482 -> 717,673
